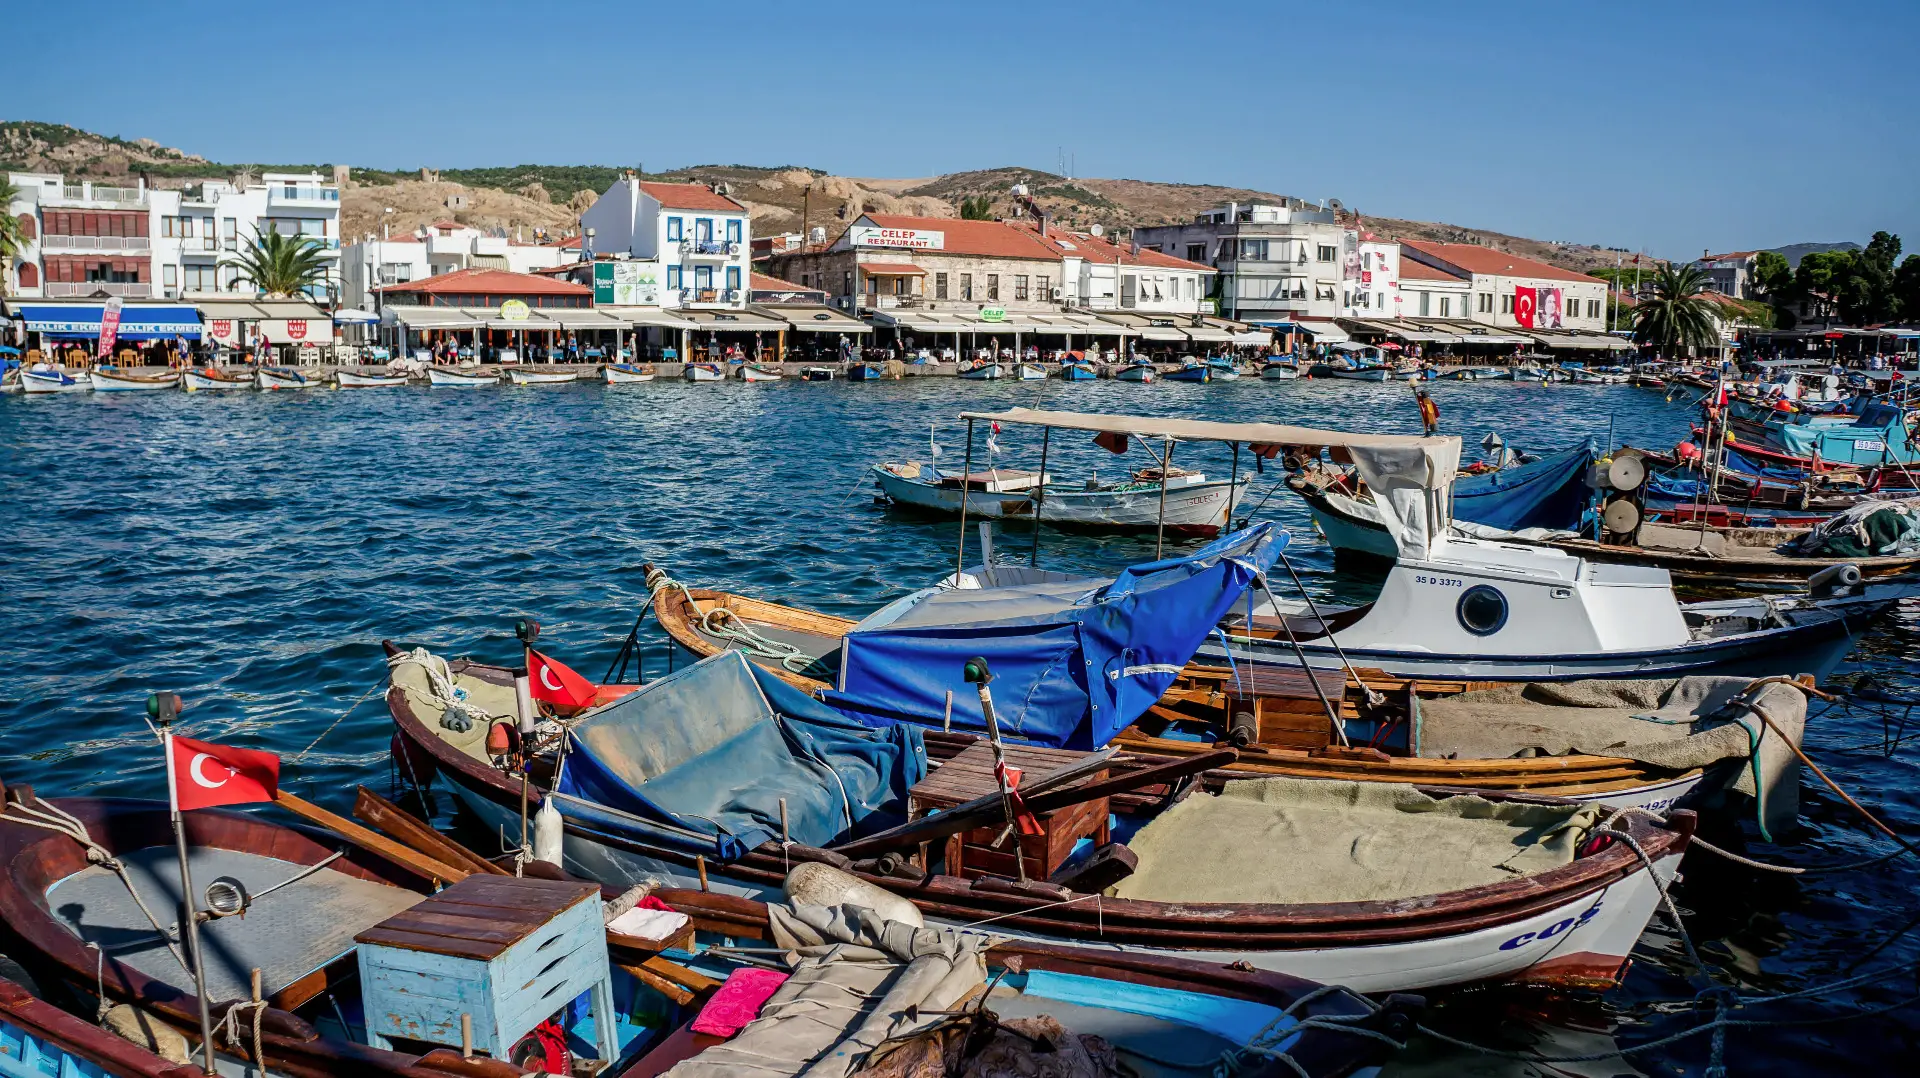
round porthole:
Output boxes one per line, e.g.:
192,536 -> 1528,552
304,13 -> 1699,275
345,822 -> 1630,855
1456,585 -> 1508,636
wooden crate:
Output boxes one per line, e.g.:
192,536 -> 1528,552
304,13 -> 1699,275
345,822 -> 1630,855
910,741 -> 1110,882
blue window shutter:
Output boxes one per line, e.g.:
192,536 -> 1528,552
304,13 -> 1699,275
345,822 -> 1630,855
667,265 -> 681,289
726,266 -> 741,290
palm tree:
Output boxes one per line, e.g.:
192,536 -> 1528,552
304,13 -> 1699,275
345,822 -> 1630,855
222,229 -> 330,297
0,177 -> 27,296
1630,263 -> 1721,357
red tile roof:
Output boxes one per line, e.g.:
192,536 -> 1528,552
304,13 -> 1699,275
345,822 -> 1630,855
640,181 -> 747,212
857,214 -> 1062,262
1056,231 -> 1212,272
1401,240 -> 1595,284
376,267 -> 592,296
752,271 -> 820,292
1399,260 -> 1468,283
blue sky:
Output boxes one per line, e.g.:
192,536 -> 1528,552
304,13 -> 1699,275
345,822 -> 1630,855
10,1 -> 1916,260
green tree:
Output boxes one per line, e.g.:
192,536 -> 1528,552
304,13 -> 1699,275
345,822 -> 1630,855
1630,263 -> 1721,356
0,177 -> 26,296
1751,250 -> 1791,300
222,229 -> 330,298
958,195 -> 995,220
1853,231 -> 1902,322
1894,254 -> 1920,322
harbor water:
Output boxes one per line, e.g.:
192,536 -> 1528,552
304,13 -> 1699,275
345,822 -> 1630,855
3,376 -> 1915,1073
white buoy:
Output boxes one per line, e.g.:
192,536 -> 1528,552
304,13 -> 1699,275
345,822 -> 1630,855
782,862 -> 923,927
532,796 -> 564,866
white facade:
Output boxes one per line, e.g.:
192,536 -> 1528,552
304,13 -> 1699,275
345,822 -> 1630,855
1131,201 -> 1349,322
340,224 -> 572,311
1340,239 -> 1401,319
1403,243 -> 1608,333
577,177 -> 750,309
1399,269 -> 1473,320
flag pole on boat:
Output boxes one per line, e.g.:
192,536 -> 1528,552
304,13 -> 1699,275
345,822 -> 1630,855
154,692 -> 220,1076
963,656 -> 1039,883
1029,426 -> 1051,567
953,419 -> 976,587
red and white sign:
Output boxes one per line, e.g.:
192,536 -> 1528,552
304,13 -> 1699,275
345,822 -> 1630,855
96,297 -> 124,359
849,225 -> 945,250
261,317 -> 334,344
285,319 -> 309,340
207,319 -> 239,346
167,734 -> 281,811
1513,286 -> 1536,329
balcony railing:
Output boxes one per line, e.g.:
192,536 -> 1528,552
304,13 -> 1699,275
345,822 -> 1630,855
680,239 -> 740,258
680,287 -> 741,306
54,185 -> 147,207
46,281 -> 153,298
41,235 -> 153,252
269,186 -> 341,205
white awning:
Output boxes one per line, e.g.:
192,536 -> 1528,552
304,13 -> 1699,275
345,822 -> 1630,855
763,305 -> 873,333
1231,330 -> 1272,346
195,300 -> 269,319
1296,320 -> 1349,342
681,310 -> 789,332
1137,327 -> 1187,342
388,307 -> 485,328
612,307 -> 697,330
1184,325 -> 1233,342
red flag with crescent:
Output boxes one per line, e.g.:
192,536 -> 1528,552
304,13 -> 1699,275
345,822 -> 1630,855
527,648 -> 597,709
168,735 -> 281,811
1513,287 -> 1537,329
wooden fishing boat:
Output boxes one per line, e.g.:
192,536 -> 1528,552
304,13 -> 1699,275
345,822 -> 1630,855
0,973 -> 209,1078
385,643 -> 1694,993
1058,361 -> 1098,380
1165,362 -> 1210,383
736,364 -> 783,382
799,366 -> 836,381
88,369 -> 180,392
18,367 -> 88,394
255,367 -> 316,390
1115,361 -> 1157,383
602,362 -> 657,383
640,577 -> 1773,813
683,362 -> 724,382
1260,361 -> 1299,380
181,367 -> 253,391
1015,362 -> 1047,381
1533,523 -> 1920,587
957,360 -> 1004,380
871,461 -> 1247,533
505,367 -> 582,385
845,361 -> 885,381
1311,364 -> 1388,383
334,369 -> 409,388
425,365 -> 498,387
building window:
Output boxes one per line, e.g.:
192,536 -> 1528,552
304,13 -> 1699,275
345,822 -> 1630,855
18,263 -> 38,288
725,266 -> 741,293
725,219 -> 741,243
1239,239 -> 1269,261
1588,299 -> 1601,319
1038,275 -> 1050,300
667,264 -> 682,290
695,265 -> 713,290
1361,252 -> 1372,270
17,213 -> 35,241
1187,243 -> 1206,263
1316,244 -> 1336,262
667,217 -> 683,242
843,270 -> 852,295
1500,293 -> 1514,314
162,265 -> 177,289
1440,296 -> 1451,317
986,274 -> 998,301
222,217 -> 237,250
1479,292 -> 1493,313
695,218 -> 713,243
936,272 -> 949,299
186,264 -> 216,291
1014,274 -> 1029,301
960,273 -> 973,301
162,216 -> 192,238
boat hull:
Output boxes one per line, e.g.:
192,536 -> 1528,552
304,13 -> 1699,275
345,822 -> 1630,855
505,368 -> 582,385
684,363 -> 724,382
426,367 -> 497,387
958,363 -> 1005,380
19,370 -> 88,394
335,370 -> 409,387
88,370 -> 180,391
737,365 -> 783,381
256,368 -> 316,390
1059,363 -> 1098,381
1165,366 -> 1210,383
1015,363 -> 1046,381
874,464 -> 1247,533
182,369 -> 253,391
1260,364 -> 1299,380
846,363 -> 885,381
602,364 -> 656,383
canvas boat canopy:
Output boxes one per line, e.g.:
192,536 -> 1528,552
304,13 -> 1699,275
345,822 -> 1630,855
959,408 -> 1463,558
823,523 -> 1283,748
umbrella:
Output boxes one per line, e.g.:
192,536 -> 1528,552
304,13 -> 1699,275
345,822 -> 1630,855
0,345 -> 20,355
331,308 -> 381,324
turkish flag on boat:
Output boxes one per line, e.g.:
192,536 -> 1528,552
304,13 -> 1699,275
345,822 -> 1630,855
1513,287 -> 1537,329
527,649 -> 597,709
169,735 -> 280,811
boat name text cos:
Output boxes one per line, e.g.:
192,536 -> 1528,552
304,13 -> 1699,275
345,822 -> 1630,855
1498,902 -> 1602,950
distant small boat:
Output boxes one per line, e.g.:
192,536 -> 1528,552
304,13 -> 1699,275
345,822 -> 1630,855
1015,362 -> 1047,381
957,360 -> 1004,380
335,369 -> 409,388
182,367 -> 253,391
1058,361 -> 1098,381
845,361 -> 885,381
505,367 -> 581,385
1393,366 -> 1434,381
683,362 -> 725,382
602,363 -> 656,383
1116,361 -> 1157,383
89,369 -> 181,392
18,367 -> 87,394
256,367 -> 316,390
1313,363 -> 1389,382
1260,360 -> 1299,380
800,366 -> 835,381
1513,367 -> 1549,382
426,365 -> 497,387
1164,362 -> 1211,383
1205,357 -> 1243,380
737,363 -> 783,381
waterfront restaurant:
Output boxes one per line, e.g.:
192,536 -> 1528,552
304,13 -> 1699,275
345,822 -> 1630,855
6,298 -> 203,367
375,268 -> 628,362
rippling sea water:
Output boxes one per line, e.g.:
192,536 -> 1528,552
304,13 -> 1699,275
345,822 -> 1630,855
3,376 -> 1915,1073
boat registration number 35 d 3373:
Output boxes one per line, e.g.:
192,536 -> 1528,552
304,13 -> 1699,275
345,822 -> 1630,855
1414,574 -> 1465,587
1499,901 -> 1603,950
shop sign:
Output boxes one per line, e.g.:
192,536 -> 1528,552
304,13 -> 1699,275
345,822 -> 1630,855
979,307 -> 1006,322
500,299 -> 531,321
593,261 -> 661,306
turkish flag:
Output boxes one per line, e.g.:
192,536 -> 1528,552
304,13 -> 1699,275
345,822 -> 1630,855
1514,287 -> 1536,329
169,736 -> 280,811
528,649 -> 597,709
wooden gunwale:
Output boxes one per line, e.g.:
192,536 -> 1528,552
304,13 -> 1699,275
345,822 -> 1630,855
386,666 -> 1689,952
1540,536 -> 1920,583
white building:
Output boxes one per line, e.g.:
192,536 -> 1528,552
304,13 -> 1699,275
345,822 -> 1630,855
1398,258 -> 1473,320
1130,201 -> 1350,322
340,221 -> 573,311
1340,238 -> 1401,319
1400,240 -> 1608,333
577,176 -> 751,309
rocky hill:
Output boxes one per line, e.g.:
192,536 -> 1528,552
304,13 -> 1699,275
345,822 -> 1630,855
3,120 -> 1637,275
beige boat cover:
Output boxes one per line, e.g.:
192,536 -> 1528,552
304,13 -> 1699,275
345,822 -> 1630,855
1113,777 -> 1600,905
387,649 -> 517,762
662,904 -> 995,1078
1414,676 -> 1806,833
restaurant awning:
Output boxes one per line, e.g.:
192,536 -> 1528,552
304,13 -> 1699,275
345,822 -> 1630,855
680,309 -> 789,332
610,307 -> 698,330
1295,319 -> 1349,342
16,304 -> 204,339
859,263 -> 926,276
1231,330 -> 1272,346
535,310 -> 630,329
759,304 -> 872,334
1184,325 -> 1233,342
252,300 -> 330,320
388,307 -> 485,328
195,301 -> 270,320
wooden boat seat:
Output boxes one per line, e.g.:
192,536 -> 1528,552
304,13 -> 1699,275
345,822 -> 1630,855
46,845 -> 420,1003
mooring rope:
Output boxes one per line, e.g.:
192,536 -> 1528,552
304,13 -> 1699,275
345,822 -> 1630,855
0,799 -> 190,974
643,567 -> 818,673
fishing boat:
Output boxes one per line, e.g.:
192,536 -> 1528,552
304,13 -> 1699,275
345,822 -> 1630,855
386,643 -> 1693,993
255,367 -> 316,390
1115,361 -> 1157,383
88,369 -> 181,392
334,369 -> 409,388
425,365 -> 497,387
1532,520 -> 1920,587
505,367 -> 582,385
1165,361 -> 1211,383
845,361 -> 885,381
683,362 -> 725,382
1015,362 -> 1047,381
871,460 -> 1250,534
799,366 -> 836,381
1726,401 -> 1920,469
1512,367 -> 1549,382
957,360 -> 1004,380
17,366 -> 87,394
737,364 -> 783,382
1312,363 -> 1389,383
181,367 -> 253,391
1205,357 -> 1243,381
602,363 -> 657,383
1058,360 -> 1098,380
1260,360 -> 1300,380
1391,366 -> 1433,381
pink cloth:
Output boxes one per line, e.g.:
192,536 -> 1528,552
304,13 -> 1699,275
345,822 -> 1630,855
690,967 -> 790,1038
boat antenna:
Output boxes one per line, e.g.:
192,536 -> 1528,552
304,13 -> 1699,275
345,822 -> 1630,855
153,691 -> 220,1076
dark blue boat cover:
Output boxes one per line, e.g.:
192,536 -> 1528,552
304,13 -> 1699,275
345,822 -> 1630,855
823,523 -> 1283,749
1454,439 -> 1597,531
554,651 -> 926,860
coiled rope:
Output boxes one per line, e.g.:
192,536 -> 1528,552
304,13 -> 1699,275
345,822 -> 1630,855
643,567 -> 818,674
387,647 -> 504,733
0,798 -> 190,975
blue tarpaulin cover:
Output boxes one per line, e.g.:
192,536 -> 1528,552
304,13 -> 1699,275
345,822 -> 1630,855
823,523 -> 1284,749
555,651 -> 926,861
1454,439 -> 1597,531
